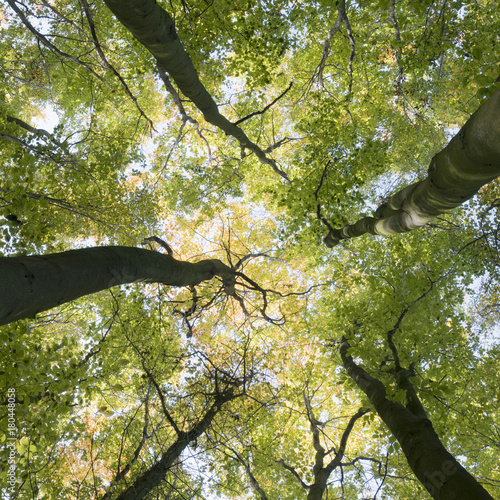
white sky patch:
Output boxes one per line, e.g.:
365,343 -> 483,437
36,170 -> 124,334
444,126 -> 460,142
33,106 -> 60,133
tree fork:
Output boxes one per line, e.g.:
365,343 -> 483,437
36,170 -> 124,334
0,246 -> 232,326
340,338 -> 494,500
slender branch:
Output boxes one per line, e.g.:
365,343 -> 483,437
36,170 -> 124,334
0,191 -> 113,230
234,81 -> 293,125
5,114 -> 57,141
324,407 -> 369,474
385,282 -> 437,419
3,114 -> 96,176
316,0 -> 346,84
141,236 -> 174,256
157,65 -> 212,162
388,0 -> 405,136
224,445 -> 269,500
79,0 -> 155,131
143,364 -> 180,435
343,10 -> 356,95
262,136 -> 303,154
315,160 -> 337,235
232,252 -> 281,271
277,458 -> 310,490
111,383 -> 153,486
5,0 -> 101,79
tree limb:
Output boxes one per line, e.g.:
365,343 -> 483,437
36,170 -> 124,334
79,0 -> 155,131
103,0 -> 291,183
5,0 -> 101,79
234,81 -> 293,125
324,88 -> 500,247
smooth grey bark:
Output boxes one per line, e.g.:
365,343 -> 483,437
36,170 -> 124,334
0,246 -> 232,326
325,88 -> 500,247
102,0 -> 290,182
340,338 -> 494,500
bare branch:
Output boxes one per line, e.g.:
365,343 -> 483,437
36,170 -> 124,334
234,81 -> 293,126
5,0 -> 101,79
141,236 -> 174,256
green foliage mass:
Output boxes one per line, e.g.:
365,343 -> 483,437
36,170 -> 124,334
0,0 -> 499,499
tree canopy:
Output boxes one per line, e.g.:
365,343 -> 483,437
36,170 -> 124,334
0,0 -> 499,499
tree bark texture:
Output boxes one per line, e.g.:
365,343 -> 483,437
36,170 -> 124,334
0,246 -> 231,325
325,88 -> 500,246
340,339 -> 494,500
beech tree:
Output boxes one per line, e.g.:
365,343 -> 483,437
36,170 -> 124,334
340,334 -> 494,500
0,246 -> 234,326
324,87 -> 500,246
1,0 -> 499,499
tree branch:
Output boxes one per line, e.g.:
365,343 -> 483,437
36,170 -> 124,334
79,0 -> 155,131
102,389 -> 237,500
234,81 -> 293,125
324,88 -> 500,247
5,0 -> 101,79
0,246 -> 235,326
103,0 -> 291,183
277,458 -> 310,490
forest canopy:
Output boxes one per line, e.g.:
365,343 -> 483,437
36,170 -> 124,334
0,0 -> 499,499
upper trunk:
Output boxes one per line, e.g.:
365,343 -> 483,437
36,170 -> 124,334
0,246 -> 232,325
325,88 -> 500,246
340,339 -> 494,500
102,0 -> 290,182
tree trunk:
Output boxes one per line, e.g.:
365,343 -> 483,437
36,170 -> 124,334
307,471 -> 330,500
0,246 -> 232,325
325,88 -> 500,247
102,390 -> 236,500
102,0 -> 290,182
340,339 -> 494,500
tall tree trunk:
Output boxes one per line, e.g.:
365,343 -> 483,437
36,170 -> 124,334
101,389 -> 237,500
0,246 -> 232,325
325,88 -> 500,247
101,388 -> 241,500
339,338 -> 494,500
102,0 -> 290,182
